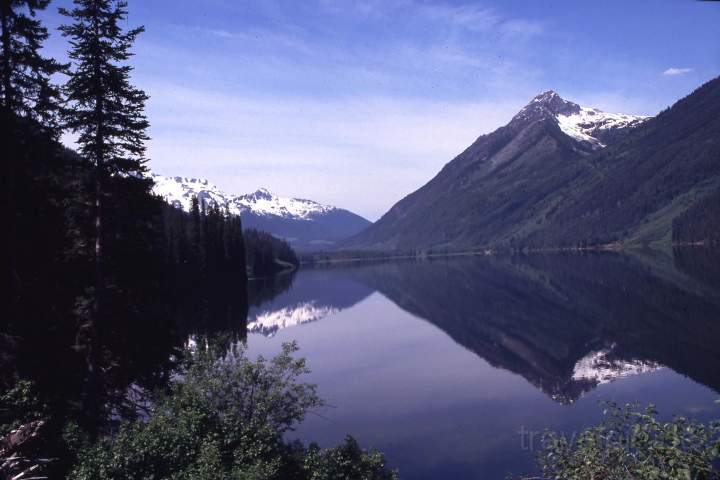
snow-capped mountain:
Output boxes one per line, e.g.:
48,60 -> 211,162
344,88 -> 655,251
152,175 -> 335,219
513,90 -> 649,149
152,175 -> 232,212
152,174 -> 371,251
235,188 -> 336,219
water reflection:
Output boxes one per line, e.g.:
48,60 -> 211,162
311,252 -> 720,403
247,268 -> 373,336
248,302 -> 341,337
248,252 -> 720,403
571,346 -> 660,389
246,250 -> 720,478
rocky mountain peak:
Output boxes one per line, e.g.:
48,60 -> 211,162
245,188 -> 274,201
513,90 -> 581,125
507,90 -> 649,148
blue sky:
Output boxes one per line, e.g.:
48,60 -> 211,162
41,0 -> 720,220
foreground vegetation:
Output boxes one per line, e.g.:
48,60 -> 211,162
521,402 -> 720,480
70,342 -> 396,480
2,343 -> 397,479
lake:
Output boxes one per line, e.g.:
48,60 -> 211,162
244,250 -> 720,479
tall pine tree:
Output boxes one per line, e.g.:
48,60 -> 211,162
0,0 -> 64,133
60,1 -> 149,411
59,0 -> 149,295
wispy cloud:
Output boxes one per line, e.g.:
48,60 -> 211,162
662,67 -> 693,77
415,3 -> 544,37
205,28 -> 234,38
143,83 -> 522,220
149,0 -> 546,105
501,18 -> 544,36
169,24 -> 317,54
321,1 -> 545,38
416,3 -> 500,31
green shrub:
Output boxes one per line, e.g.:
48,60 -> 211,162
69,342 -> 396,479
531,402 -> 720,480
303,436 -> 397,480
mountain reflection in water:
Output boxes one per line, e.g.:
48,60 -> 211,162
247,302 -> 341,337
245,250 -> 720,479
246,268 -> 373,337
249,250 -> 720,403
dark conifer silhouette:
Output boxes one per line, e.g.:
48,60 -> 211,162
0,0 -> 64,133
59,0 -> 149,315
58,0 -> 151,439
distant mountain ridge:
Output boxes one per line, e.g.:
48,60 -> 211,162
344,78 -> 720,251
152,175 -> 371,251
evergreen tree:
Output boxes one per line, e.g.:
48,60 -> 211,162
59,0 -> 149,296
59,0 -> 149,423
0,0 -> 64,133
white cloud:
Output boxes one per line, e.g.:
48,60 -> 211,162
662,67 -> 693,77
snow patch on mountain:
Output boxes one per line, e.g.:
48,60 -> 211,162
151,174 -> 337,221
556,106 -> 649,148
515,90 -> 649,149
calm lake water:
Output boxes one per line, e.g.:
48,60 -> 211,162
244,251 -> 720,479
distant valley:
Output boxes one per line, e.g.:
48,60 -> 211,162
152,175 -> 371,251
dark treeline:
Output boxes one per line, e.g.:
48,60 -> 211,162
162,197 -> 248,298
162,197 -> 250,336
3,0 -> 248,477
244,228 -> 299,277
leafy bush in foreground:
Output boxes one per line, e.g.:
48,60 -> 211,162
529,402 -> 720,480
68,342 -> 396,479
